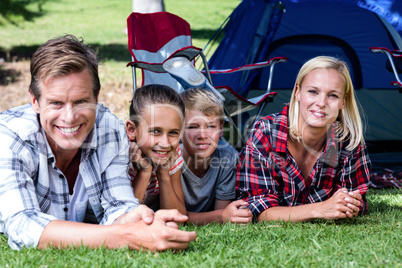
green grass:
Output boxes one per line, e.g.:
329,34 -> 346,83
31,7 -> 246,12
0,188 -> 401,267
1,1 -> 401,267
0,0 -> 239,60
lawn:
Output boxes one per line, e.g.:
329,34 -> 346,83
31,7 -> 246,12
0,188 -> 401,267
0,0 -> 240,117
0,1 -> 401,267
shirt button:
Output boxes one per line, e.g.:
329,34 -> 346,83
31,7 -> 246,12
64,207 -> 68,212
59,174 -> 64,179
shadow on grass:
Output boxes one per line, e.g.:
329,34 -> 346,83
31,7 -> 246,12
0,0 -> 47,26
0,43 -> 132,62
0,65 -> 21,85
191,29 -> 217,41
0,43 -> 133,85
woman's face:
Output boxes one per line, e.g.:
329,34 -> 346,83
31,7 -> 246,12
295,68 -> 346,134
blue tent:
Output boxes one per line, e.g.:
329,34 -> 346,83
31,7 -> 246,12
206,0 -> 402,152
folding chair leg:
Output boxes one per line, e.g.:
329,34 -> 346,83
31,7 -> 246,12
132,66 -> 137,93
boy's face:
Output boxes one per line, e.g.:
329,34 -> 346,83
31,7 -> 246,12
182,109 -> 223,160
126,104 -> 182,166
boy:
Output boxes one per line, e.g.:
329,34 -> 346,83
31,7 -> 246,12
180,88 -> 252,225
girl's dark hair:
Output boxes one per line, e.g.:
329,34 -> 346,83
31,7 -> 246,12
129,84 -> 185,125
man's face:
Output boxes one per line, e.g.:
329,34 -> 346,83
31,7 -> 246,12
31,69 -> 98,154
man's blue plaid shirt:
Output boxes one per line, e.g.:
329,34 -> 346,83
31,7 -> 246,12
0,103 -> 139,250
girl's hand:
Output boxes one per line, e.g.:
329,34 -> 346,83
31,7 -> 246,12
130,142 -> 152,171
156,150 -> 179,178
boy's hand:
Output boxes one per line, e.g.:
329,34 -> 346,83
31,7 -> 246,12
130,142 -> 152,171
222,200 -> 253,224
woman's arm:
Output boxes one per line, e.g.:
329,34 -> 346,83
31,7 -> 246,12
257,188 -> 362,222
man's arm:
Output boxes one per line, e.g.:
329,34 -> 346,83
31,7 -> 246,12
39,209 -> 196,252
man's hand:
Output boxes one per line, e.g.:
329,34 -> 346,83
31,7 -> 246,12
221,200 -> 253,224
127,209 -> 197,252
113,205 -> 154,225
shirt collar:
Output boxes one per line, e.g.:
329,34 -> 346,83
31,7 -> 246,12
271,105 -> 289,153
271,105 -> 340,163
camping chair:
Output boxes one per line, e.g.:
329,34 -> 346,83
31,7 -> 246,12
370,47 -> 402,93
126,11 -> 286,147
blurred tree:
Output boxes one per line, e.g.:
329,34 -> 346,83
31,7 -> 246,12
0,0 -> 46,25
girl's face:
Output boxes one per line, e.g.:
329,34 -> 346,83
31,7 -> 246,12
295,68 -> 346,133
126,104 -> 183,166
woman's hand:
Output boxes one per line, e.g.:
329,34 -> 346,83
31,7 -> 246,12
317,188 -> 361,220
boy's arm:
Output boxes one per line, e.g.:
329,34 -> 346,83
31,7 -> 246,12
187,199 -> 252,225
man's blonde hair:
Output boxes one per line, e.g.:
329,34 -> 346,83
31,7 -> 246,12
180,87 -> 224,122
288,56 -> 364,151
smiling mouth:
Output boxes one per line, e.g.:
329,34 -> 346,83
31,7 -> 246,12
58,125 -> 80,134
153,150 -> 170,157
311,111 -> 326,117
195,143 -> 210,149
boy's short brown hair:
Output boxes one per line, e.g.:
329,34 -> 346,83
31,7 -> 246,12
180,88 -> 224,122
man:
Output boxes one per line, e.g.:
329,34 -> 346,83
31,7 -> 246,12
0,35 -> 196,251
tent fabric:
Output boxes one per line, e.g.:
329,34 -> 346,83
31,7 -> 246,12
206,0 -> 402,143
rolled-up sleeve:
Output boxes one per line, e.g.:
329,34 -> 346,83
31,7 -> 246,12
337,143 -> 371,214
94,115 -> 140,225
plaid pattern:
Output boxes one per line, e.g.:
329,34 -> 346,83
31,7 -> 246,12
0,104 -> 139,250
236,105 -> 371,216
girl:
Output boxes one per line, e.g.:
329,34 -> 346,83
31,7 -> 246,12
237,56 -> 371,222
126,84 -> 186,215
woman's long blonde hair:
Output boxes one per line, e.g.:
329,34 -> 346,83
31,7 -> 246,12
288,56 -> 364,151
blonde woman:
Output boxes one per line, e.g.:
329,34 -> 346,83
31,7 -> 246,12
236,56 -> 371,222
